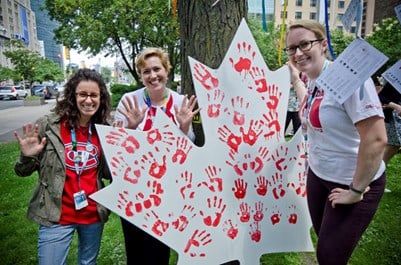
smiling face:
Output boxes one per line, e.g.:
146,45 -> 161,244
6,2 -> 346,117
75,80 -> 101,126
286,27 -> 328,79
140,55 -> 168,94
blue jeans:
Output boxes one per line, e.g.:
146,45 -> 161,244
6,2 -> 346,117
38,222 -> 103,265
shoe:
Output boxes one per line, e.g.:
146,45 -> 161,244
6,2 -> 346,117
384,188 -> 391,193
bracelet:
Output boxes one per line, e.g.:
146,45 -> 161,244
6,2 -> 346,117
349,182 -> 364,195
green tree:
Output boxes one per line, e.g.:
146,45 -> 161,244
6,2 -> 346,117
45,0 -> 179,84
328,29 -> 355,58
248,18 -> 285,71
366,16 -> 401,76
178,0 -> 248,146
3,39 -> 64,86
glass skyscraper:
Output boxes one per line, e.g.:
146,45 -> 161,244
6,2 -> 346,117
30,0 -> 63,68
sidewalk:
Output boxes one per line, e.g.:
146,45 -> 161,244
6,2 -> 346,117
0,99 -> 56,143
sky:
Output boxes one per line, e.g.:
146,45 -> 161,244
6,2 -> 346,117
68,49 -> 117,68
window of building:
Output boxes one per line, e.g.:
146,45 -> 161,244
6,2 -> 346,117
350,26 -> 356,34
337,26 -> 343,31
338,13 -> 344,20
327,0 -> 330,7
310,12 -> 317,20
311,0 -> 317,7
296,0 -> 302,6
281,11 -> 288,19
295,12 -> 302,19
338,1 -> 345,8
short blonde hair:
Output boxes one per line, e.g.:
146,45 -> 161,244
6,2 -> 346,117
286,20 -> 326,42
135,47 -> 172,76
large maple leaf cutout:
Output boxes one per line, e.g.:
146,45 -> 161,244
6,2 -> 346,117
91,18 -> 313,265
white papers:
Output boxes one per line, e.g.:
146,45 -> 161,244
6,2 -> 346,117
340,0 -> 360,32
316,38 -> 388,104
382,60 -> 401,94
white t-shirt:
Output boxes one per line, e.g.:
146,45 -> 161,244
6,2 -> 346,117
305,78 -> 385,185
114,87 -> 195,141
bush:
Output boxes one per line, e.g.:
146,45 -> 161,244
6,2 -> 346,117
110,83 -> 138,109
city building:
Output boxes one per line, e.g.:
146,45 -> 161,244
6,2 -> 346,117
0,0 -> 63,69
247,0 -> 400,37
0,0 -> 38,67
30,0 -> 63,68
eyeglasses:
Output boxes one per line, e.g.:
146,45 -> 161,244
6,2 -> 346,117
76,92 -> 100,100
284,39 -> 323,55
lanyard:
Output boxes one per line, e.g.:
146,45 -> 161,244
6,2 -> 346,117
71,124 -> 92,188
144,89 -> 170,111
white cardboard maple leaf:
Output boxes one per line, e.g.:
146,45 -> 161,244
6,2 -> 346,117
91,18 -> 313,265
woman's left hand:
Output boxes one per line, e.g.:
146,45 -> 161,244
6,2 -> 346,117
174,95 -> 201,134
328,186 -> 370,208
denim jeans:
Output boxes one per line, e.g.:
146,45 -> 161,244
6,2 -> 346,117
38,222 -> 103,265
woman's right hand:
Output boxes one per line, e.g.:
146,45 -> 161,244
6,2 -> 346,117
117,95 -> 148,129
14,123 -> 46,157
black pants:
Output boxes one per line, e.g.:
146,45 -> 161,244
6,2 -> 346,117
121,217 -> 170,265
285,111 -> 301,134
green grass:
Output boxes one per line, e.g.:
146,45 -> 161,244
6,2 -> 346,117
1,141 -> 400,264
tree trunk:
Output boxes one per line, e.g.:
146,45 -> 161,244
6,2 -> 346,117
178,0 -> 248,146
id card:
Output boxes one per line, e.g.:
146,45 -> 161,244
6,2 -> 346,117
73,190 -> 88,210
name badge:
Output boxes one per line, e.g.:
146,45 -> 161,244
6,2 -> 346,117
73,190 -> 88,210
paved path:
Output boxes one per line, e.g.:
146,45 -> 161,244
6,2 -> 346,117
0,99 -> 56,143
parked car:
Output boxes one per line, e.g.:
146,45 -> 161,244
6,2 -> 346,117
0,85 -> 28,100
31,84 -> 59,99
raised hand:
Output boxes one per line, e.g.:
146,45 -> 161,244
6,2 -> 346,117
14,123 -> 47,157
117,95 -> 148,129
174,95 -> 201,135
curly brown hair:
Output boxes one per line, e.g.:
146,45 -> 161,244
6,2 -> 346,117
53,69 -> 111,129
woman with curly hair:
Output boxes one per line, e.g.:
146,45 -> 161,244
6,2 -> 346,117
14,68 -> 112,265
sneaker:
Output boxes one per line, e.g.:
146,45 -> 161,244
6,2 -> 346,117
384,188 -> 391,193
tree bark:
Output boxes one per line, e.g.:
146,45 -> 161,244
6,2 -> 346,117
178,0 -> 248,146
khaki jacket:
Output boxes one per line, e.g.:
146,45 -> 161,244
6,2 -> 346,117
14,113 -> 111,226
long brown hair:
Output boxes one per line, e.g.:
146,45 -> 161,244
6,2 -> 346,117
53,69 -> 111,129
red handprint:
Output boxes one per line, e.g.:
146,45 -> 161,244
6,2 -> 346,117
199,196 -> 226,227
271,173 -> 286,200
207,89 -> 225,118
172,137 -> 193,164
197,165 -> 223,193
146,126 -> 175,145
270,207 -> 282,225
110,154 -> 141,184
143,210 -> 169,236
238,202 -> 251,223
176,170 -> 196,200
218,125 -> 242,152
287,204 -> 298,224
240,119 -> 264,146
253,201 -> 266,222
171,205 -> 197,232
262,111 -> 281,140
106,127 -> 140,154
225,96 -> 249,126
223,219 -> 239,239
265,84 -> 282,110
249,66 -> 268,93
139,151 -> 167,179
117,190 -> 143,216
287,171 -> 307,197
249,222 -> 261,242
183,229 -> 212,257
232,178 -> 248,199
254,175 -> 268,196
229,42 -> 256,77
271,145 -> 289,171
193,63 -> 219,90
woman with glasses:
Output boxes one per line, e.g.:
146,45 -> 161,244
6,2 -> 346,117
14,69 -> 112,265
285,21 -> 387,265
114,47 -> 200,265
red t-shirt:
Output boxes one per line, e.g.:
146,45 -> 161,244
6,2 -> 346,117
59,121 -> 101,224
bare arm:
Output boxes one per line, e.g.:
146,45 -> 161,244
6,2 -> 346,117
328,116 -> 387,207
